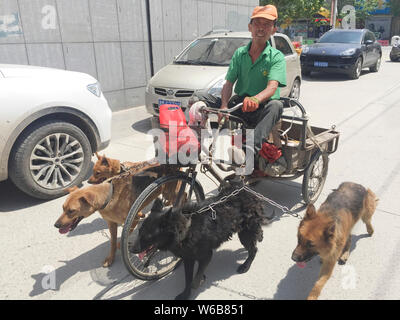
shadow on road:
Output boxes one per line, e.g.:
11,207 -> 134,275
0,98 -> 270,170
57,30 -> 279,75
0,179 -> 46,212
100,248 -> 256,300
302,70 -> 369,82
30,240 -> 126,297
0,161 -> 94,213
66,218 -> 108,237
131,117 -> 152,134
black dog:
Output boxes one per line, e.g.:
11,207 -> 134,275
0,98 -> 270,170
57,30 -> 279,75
129,186 -> 266,300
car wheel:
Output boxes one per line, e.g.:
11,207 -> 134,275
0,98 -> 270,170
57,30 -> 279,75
349,57 -> 362,79
289,78 -> 301,100
369,55 -> 381,72
9,120 -> 92,199
390,52 -> 398,62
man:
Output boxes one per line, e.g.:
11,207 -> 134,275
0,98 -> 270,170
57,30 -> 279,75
219,5 -> 287,174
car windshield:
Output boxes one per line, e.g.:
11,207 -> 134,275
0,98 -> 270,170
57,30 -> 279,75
174,37 -> 250,66
319,31 -> 362,44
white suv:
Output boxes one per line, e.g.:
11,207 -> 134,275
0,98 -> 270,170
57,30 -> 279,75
0,64 -> 112,199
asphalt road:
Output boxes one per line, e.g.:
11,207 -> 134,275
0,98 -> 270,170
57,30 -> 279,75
1,47 -> 400,301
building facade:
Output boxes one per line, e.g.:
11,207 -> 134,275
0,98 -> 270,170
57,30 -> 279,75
0,0 -> 258,111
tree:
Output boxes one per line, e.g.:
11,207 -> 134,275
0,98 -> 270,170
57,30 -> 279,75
260,0 -> 327,24
336,0 -> 380,27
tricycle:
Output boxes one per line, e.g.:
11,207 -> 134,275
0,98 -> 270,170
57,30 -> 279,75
120,97 -> 340,281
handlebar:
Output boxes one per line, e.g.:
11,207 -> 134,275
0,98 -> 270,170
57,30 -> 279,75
202,103 -> 243,114
200,98 -> 307,119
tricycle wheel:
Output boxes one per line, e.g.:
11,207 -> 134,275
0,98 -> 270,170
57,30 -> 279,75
302,151 -> 329,204
121,173 -> 205,280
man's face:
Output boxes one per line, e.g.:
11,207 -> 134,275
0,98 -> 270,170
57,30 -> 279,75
248,18 -> 276,42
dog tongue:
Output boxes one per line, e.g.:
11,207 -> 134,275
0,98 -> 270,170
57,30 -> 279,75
296,262 -> 306,269
59,225 -> 71,234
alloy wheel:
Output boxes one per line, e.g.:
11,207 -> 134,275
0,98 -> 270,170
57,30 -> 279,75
29,133 -> 84,189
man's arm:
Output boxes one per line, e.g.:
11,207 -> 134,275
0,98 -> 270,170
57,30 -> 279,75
218,80 -> 234,123
254,80 -> 279,103
243,80 -> 279,112
220,80 -> 234,109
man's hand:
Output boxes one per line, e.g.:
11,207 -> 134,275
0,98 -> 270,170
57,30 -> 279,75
243,96 -> 260,112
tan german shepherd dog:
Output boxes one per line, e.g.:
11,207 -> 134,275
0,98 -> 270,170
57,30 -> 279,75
292,182 -> 378,300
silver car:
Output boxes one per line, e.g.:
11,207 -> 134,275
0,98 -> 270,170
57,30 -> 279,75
145,31 -> 301,122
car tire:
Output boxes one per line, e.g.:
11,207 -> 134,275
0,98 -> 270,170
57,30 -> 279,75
289,78 -> 301,100
349,57 -> 362,79
369,55 -> 381,72
9,120 -> 92,200
390,52 -> 398,62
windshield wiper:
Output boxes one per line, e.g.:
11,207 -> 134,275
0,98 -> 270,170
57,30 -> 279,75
174,60 -> 204,65
174,60 -> 226,66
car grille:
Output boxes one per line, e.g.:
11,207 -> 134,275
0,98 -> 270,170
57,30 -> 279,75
154,88 -> 194,98
154,88 -> 167,96
175,90 -> 194,97
304,55 -> 339,63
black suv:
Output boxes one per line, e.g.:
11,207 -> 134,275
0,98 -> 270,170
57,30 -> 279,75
300,29 -> 382,79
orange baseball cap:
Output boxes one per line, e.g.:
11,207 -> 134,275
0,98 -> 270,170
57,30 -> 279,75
251,5 -> 278,21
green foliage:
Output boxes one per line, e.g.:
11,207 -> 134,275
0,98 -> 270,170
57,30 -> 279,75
259,0 -> 381,25
337,0 -> 380,27
260,0 -> 326,23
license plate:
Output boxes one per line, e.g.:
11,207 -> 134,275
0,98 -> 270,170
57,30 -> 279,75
314,61 -> 328,67
158,98 -> 181,107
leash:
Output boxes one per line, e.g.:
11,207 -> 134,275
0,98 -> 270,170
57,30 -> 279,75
193,177 -> 301,220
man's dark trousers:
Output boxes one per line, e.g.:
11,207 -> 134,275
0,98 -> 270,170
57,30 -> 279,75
227,95 -> 283,154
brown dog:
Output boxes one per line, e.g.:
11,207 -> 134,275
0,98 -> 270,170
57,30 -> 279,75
291,182 -> 377,300
88,153 -> 184,205
54,164 -> 158,267
88,153 -> 158,184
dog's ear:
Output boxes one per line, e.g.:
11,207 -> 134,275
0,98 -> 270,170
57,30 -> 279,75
100,155 -> 110,167
324,223 -> 336,242
67,186 -> 79,193
79,193 -> 96,207
151,198 -> 164,213
305,204 -> 316,219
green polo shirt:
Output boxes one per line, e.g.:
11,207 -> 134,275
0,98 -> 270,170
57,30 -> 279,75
225,40 -> 286,100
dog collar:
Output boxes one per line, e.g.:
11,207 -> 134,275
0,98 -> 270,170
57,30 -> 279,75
120,163 -> 128,173
100,182 -> 114,210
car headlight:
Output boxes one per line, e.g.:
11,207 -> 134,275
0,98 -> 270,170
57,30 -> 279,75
340,48 -> 356,56
87,82 -> 102,97
207,79 -> 226,97
301,46 -> 310,54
